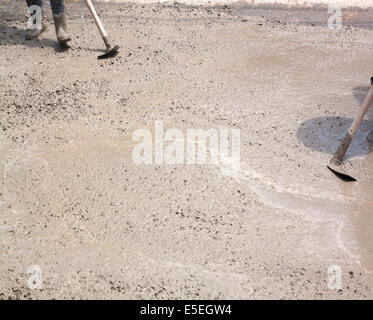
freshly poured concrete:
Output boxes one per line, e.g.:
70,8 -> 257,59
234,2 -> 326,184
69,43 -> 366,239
0,1 -> 373,299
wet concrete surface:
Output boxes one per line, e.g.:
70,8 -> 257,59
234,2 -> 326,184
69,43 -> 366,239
1,0 -> 373,299
233,4 -> 373,29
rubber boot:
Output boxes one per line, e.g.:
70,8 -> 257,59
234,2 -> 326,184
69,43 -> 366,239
25,15 -> 47,40
367,130 -> 373,144
53,13 -> 71,46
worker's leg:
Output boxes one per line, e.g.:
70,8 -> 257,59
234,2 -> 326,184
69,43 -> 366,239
49,0 -> 65,16
26,0 -> 43,7
25,0 -> 47,40
50,0 -> 71,45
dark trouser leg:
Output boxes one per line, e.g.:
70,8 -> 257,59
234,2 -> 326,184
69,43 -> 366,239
26,0 -> 43,9
25,0 -> 46,40
50,0 -> 65,16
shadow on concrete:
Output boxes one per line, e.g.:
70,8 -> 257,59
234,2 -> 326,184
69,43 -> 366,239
297,116 -> 373,160
298,82 -> 373,159
352,86 -> 373,120
0,23 -> 71,52
0,23 -> 108,55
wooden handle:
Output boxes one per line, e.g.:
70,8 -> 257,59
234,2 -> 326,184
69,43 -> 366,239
332,82 -> 373,164
85,0 -> 107,38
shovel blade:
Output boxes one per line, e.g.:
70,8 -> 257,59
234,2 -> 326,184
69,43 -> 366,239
327,162 -> 357,182
98,45 -> 119,59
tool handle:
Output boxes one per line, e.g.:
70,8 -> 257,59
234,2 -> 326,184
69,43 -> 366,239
332,77 -> 373,164
85,0 -> 111,48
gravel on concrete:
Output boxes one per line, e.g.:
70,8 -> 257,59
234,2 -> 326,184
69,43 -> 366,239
1,0 -> 373,299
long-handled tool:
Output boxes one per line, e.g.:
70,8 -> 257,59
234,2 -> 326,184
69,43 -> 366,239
327,76 -> 373,181
85,0 -> 119,59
